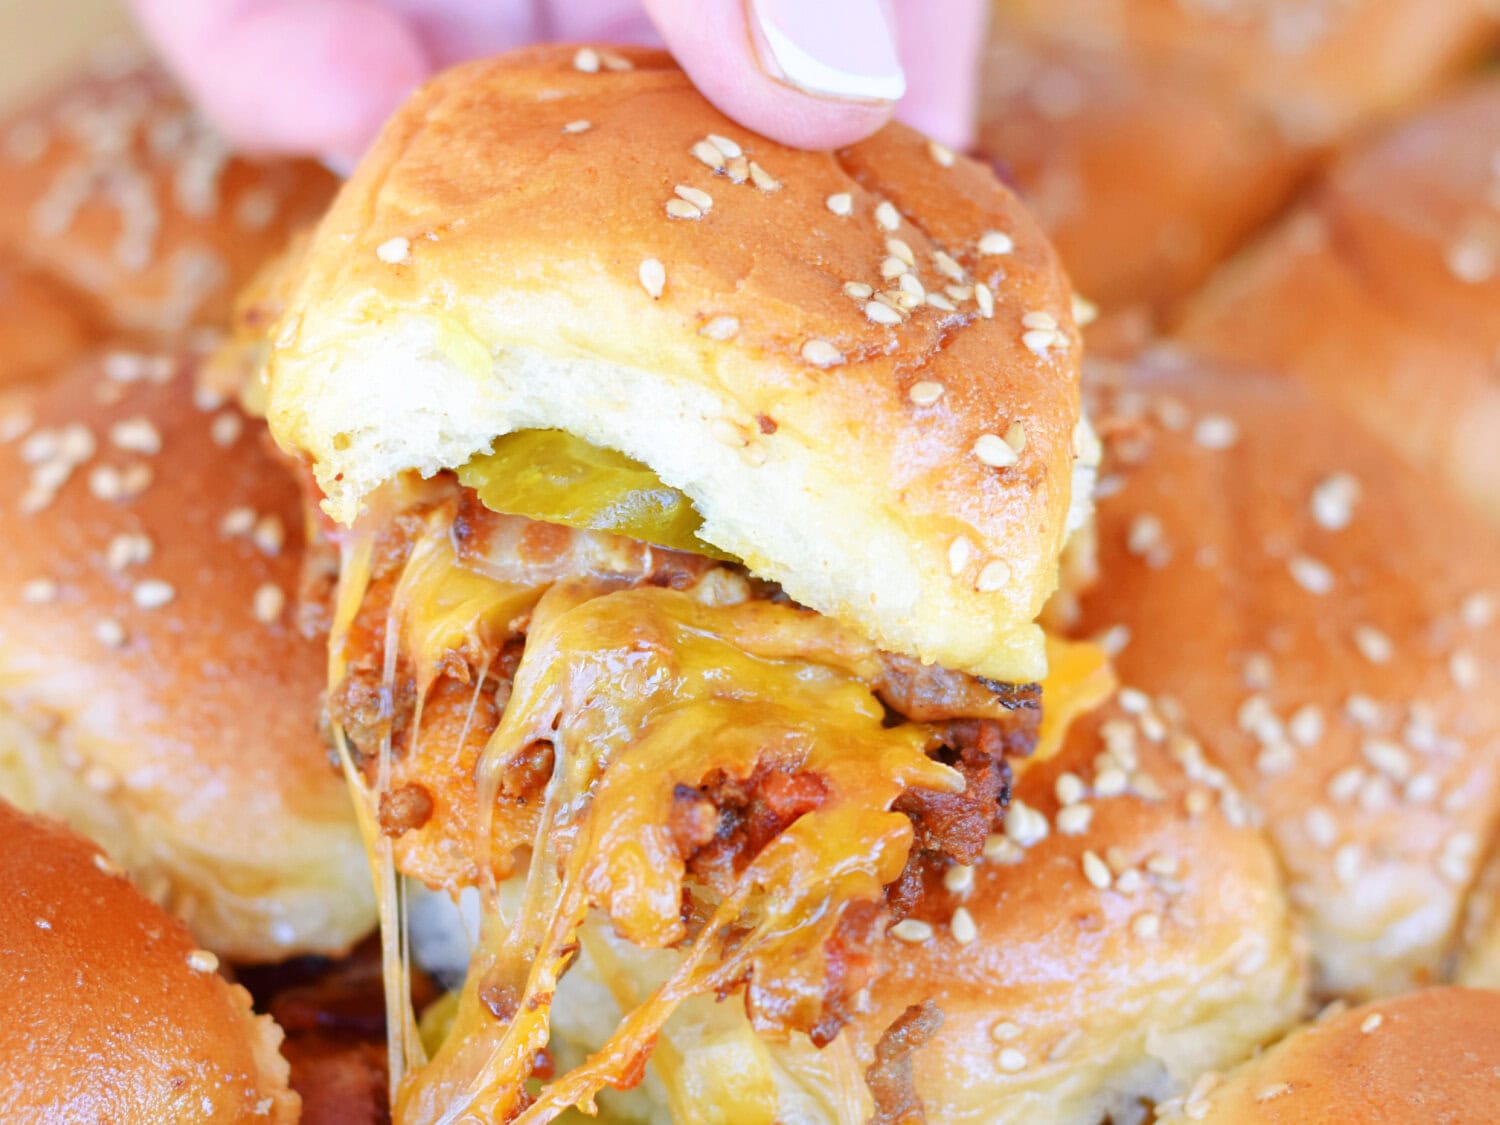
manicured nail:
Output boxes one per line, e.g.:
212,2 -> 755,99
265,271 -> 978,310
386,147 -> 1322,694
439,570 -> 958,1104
748,0 -> 906,103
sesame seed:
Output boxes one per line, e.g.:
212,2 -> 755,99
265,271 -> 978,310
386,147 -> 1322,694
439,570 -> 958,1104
983,833 -> 1023,864
665,198 -> 702,220
675,185 -> 713,211
947,535 -> 975,576
252,516 -> 285,555
978,230 -> 1014,255
1405,773 -> 1438,804
572,47 -> 601,73
903,384 -> 943,411
699,316 -> 739,341
210,411 -> 243,447
932,250 -> 965,281
748,161 -> 780,192
92,852 -> 122,877
886,238 -> 915,266
638,258 -> 666,300
1311,472 -> 1360,531
1360,1012 -> 1383,1033
1287,554 -> 1334,595
1446,237 -> 1495,283
800,339 -> 843,367
1021,311 -> 1058,331
890,918 -> 934,943
251,583 -> 286,624
22,576 -> 58,604
943,864 -> 975,894
991,1021 -> 1022,1042
874,201 -> 901,231
1353,625 -> 1393,664
925,293 -> 956,311
1056,804 -> 1093,835
1363,738 -> 1410,781
976,560 -> 1011,592
997,1048 -> 1027,1073
1132,912 -> 1161,939
825,192 -> 853,216
1071,294 -> 1098,325
950,906 -> 977,945
1460,592 -> 1495,629
1022,329 -> 1059,356
1184,1099 -> 1210,1121
561,120 -> 591,134
1192,414 -> 1239,449
1005,799 -> 1049,847
109,417 -> 161,455
1146,853 -> 1180,877
1094,767 -> 1128,797
1256,1083 -> 1292,1103
375,237 -> 410,265
1334,843 -> 1362,884
880,255 -> 909,279
928,139 -> 955,166
186,949 -> 220,973
1081,850 -> 1112,889
691,141 -> 725,170
1304,806 -> 1337,848
95,619 -> 126,648
106,532 -> 153,571
866,300 -> 903,326
1289,705 -> 1324,748
1450,649 -> 1479,691
974,432 -> 1018,468
132,579 -> 176,609
706,133 -> 741,158
599,49 -> 633,71
975,282 -> 994,318
898,273 -> 925,300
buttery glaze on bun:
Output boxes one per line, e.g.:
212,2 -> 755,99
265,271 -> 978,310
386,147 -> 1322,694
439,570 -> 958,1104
0,254 -> 109,384
541,680 -> 1305,1124
1073,348 -> 1500,998
1165,987 -> 1500,1122
0,352 -> 373,961
262,45 -> 1086,682
0,799 -> 298,1123
1176,77 -> 1500,526
0,60 -> 336,349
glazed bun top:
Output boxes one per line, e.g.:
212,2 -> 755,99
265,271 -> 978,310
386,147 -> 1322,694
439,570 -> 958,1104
0,799 -> 298,1124
261,45 -> 1086,682
1184,988 -> 1500,1123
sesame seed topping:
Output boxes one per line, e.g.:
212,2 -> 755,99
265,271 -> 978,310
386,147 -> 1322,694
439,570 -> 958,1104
1450,649 -> 1479,691
1461,592 -> 1495,629
1055,772 -> 1085,805
21,578 -> 58,604
706,133 -> 741,158
976,559 -> 1011,593
638,258 -> 666,300
665,198 -> 703,220
973,433 -> 1017,468
866,300 -> 903,326
932,250 -> 965,281
1360,1012 -> 1383,1033
186,949 -> 220,973
252,515 -> 285,555
928,139 -> 955,166
974,283 -> 994,318
109,417 -> 161,455
572,47 -> 601,73
1071,294 -> 1097,325
1055,804 -> 1093,835
561,119 -> 591,134
1081,849 -> 1112,889
1288,554 -> 1334,595
944,864 -> 975,894
375,237 -> 410,265
800,339 -> 843,367
874,201 -> 901,231
1256,1083 -> 1292,1103
1353,625 -> 1393,664
599,49 -> 633,71
826,193 -> 853,216
1022,329 -> 1058,356
880,255 -> 909,279
897,272 -> 925,300
92,852 -> 122,877
748,161 -> 780,192
925,292 -> 956,311
95,619 -> 126,648
950,906 -> 977,945
997,1048 -> 1027,1073
983,833 -> 1023,864
132,579 -> 176,609
699,316 -> 740,340
1005,799 -> 1049,847
1049,1030 -> 1083,1061
1334,843 -> 1362,883
890,918 -> 934,943
886,238 -> 915,267
991,1021 -> 1022,1042
675,185 -> 713,211
978,230 -> 1014,255
948,535 -> 975,576
253,583 -> 285,624
1132,912 -> 1161,940
691,141 -> 725,170
106,532 -> 153,571
210,411 -> 243,447
1192,414 -> 1239,449
1311,472 -> 1360,531
1021,311 -> 1058,331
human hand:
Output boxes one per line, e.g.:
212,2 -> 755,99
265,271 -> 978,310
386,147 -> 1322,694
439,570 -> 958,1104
128,0 -> 986,165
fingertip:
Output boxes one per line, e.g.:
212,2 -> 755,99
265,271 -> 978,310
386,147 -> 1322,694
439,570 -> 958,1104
891,0 -> 986,150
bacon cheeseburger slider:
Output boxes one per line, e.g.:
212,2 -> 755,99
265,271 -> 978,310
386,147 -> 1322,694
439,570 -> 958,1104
245,46 -> 1304,1122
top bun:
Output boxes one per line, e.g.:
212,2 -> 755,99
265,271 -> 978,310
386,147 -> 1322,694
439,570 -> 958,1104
261,46 -> 1085,682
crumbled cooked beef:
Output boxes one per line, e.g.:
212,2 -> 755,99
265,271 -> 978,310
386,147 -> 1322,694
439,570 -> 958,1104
866,1000 -> 944,1125
378,783 -> 435,837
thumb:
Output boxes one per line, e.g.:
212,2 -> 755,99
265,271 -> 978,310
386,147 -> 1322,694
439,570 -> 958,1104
639,0 -> 904,150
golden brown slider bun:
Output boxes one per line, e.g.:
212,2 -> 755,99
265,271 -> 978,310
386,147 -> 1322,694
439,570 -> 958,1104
549,680 -> 1306,1123
1175,78 -> 1500,527
0,352 -> 373,961
1073,348 -> 1500,999
0,59 -> 336,343
995,0 -> 1500,145
0,799 -> 298,1123
977,33 -> 1303,319
263,45 -> 1086,683
0,254 -> 110,385
1162,987 -> 1500,1122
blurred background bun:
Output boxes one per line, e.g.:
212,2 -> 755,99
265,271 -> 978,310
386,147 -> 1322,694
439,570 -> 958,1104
0,797 -> 299,1123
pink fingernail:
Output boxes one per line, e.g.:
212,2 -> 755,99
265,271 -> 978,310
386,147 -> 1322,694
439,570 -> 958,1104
747,0 -> 906,103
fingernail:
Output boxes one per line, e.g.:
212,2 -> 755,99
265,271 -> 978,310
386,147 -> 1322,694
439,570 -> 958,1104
747,0 -> 906,103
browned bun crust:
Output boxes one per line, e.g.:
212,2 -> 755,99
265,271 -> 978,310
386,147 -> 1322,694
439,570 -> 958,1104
977,32 -> 1303,319
995,0 -> 1500,144
0,252 -> 111,384
0,352 -> 373,961
0,799 -> 298,1123
1179,987 -> 1500,1122
1073,348 -> 1500,998
1175,77 -> 1500,526
831,688 -> 1307,1122
0,60 -> 335,345
263,45 -> 1086,683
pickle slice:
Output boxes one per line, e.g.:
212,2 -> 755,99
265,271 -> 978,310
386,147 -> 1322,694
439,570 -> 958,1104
457,430 -> 734,560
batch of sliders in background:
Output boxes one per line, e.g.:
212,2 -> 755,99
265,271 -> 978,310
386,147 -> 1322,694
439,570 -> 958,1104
0,3 -> 1496,1123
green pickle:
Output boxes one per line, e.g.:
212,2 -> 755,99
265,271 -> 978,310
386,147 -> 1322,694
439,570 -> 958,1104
457,430 -> 735,560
